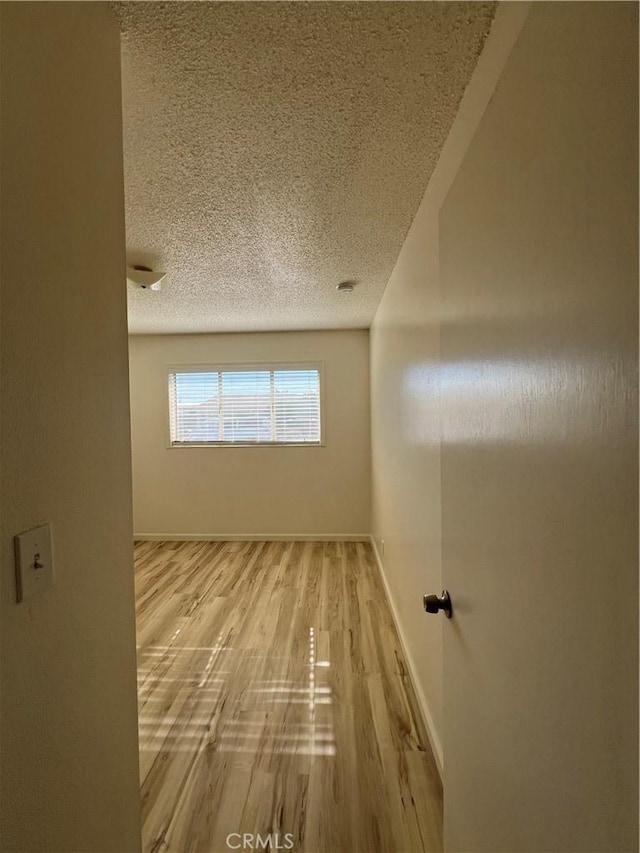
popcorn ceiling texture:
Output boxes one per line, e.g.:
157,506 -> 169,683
116,1 -> 495,334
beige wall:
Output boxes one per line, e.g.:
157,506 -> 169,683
372,0 -> 637,849
129,331 -> 370,537
369,4 -> 529,770
370,199 -> 445,763
0,5 -> 141,852
439,3 -> 638,850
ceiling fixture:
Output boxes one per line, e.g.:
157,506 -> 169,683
127,265 -> 166,291
336,280 -> 355,294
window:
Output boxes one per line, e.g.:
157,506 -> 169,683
168,365 -> 322,446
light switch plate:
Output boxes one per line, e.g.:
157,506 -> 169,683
14,523 -> 54,603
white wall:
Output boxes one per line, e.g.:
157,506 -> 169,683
371,1 -> 638,848
129,330 -> 370,538
439,3 -> 638,850
0,5 -> 141,851
369,4 -> 529,770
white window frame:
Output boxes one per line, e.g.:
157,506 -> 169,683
165,362 -> 326,448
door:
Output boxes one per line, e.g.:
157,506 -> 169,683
438,4 -> 638,851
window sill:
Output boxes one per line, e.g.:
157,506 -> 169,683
167,442 -> 325,449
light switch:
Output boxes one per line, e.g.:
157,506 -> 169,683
14,523 -> 54,603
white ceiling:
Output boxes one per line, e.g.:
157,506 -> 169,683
117,2 -> 495,335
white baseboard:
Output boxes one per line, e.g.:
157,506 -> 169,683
134,533 -> 369,542
369,535 -> 444,777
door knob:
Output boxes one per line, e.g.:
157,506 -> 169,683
423,590 -> 452,619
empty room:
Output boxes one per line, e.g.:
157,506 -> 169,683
1,2 -> 638,853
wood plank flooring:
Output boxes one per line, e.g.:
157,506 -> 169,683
134,540 -> 443,853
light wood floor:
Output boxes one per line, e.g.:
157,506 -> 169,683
135,540 -> 443,853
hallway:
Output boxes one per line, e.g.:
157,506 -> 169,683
135,540 -> 443,852
1,4 -> 637,851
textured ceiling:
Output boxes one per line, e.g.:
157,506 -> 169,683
117,2 -> 495,334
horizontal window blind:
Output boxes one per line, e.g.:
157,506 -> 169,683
169,367 -> 321,445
